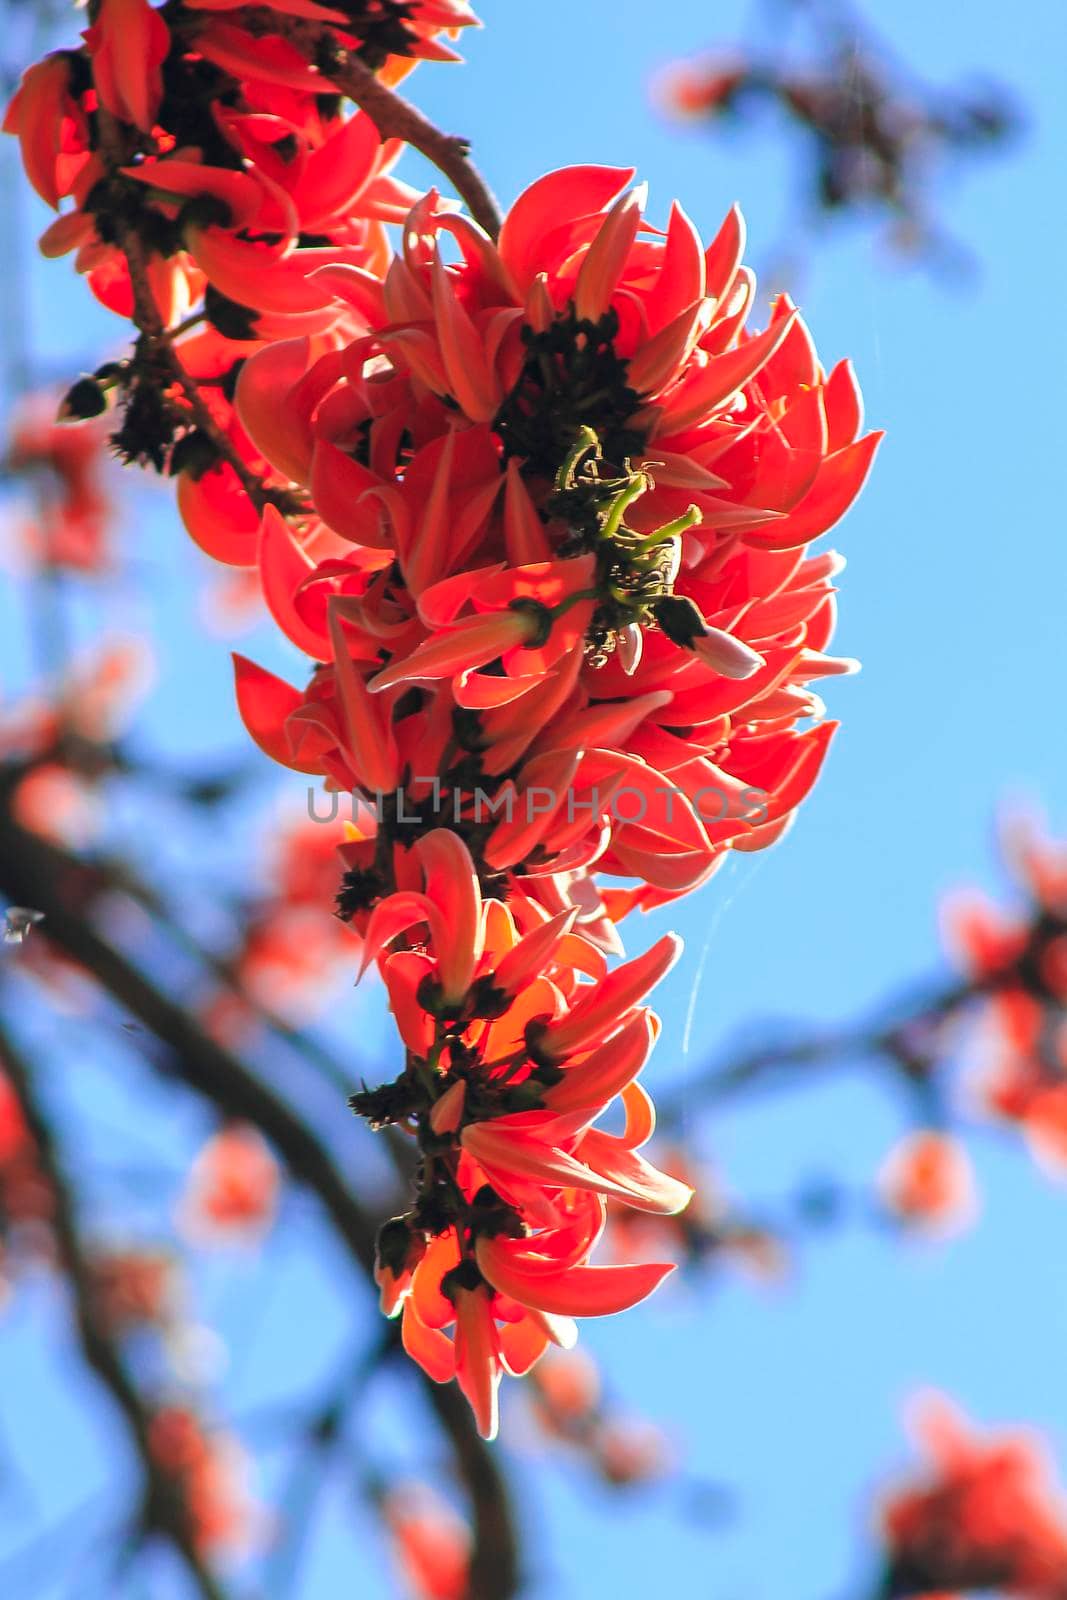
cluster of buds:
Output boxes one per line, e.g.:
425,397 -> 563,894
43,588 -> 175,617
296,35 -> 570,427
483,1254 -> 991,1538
879,1394 -> 1067,1598
944,818 -> 1067,1175
7,7 -> 878,1436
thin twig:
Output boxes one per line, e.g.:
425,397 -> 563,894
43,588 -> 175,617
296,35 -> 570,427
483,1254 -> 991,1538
30,816 -> 413,1167
108,856 -> 363,1100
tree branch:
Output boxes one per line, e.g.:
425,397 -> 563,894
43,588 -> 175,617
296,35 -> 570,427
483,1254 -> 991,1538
0,1019 -> 231,1600
0,803 -> 521,1600
659,978 -> 978,1125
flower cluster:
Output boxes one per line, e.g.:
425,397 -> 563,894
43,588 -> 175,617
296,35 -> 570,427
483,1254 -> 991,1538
8,8 -> 878,1437
220,174 -> 875,1433
233,170 -> 877,914
356,827 -> 689,1438
879,1394 -> 1067,1598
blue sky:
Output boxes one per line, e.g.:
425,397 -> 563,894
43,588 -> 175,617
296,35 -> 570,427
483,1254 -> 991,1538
2,0 -> 1067,1594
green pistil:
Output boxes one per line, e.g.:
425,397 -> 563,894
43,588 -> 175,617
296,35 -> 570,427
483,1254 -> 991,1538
601,473 -> 650,540
546,443 -> 705,666
556,426 -> 601,492
634,505 -> 703,551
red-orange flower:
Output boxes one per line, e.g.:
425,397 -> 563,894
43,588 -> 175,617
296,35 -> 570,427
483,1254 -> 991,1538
180,1124 -> 280,1243
879,1395 -> 1067,1598
384,1481 -> 470,1600
944,816 -> 1067,1175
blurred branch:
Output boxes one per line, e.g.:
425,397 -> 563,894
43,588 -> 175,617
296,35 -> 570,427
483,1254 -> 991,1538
657,0 -> 1020,277
660,977 -> 977,1127
0,803 -> 521,1600
0,1019 -> 231,1600
109,855 -> 364,1102
262,1334 -> 392,1598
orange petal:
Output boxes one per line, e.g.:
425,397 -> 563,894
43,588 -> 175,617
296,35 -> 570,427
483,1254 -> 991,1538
231,654 -> 317,773
477,1238 -> 675,1318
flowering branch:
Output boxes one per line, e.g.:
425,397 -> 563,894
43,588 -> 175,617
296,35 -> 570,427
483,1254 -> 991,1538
4,0 -> 877,1449
655,0 -> 1019,273
0,1019 -> 232,1600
